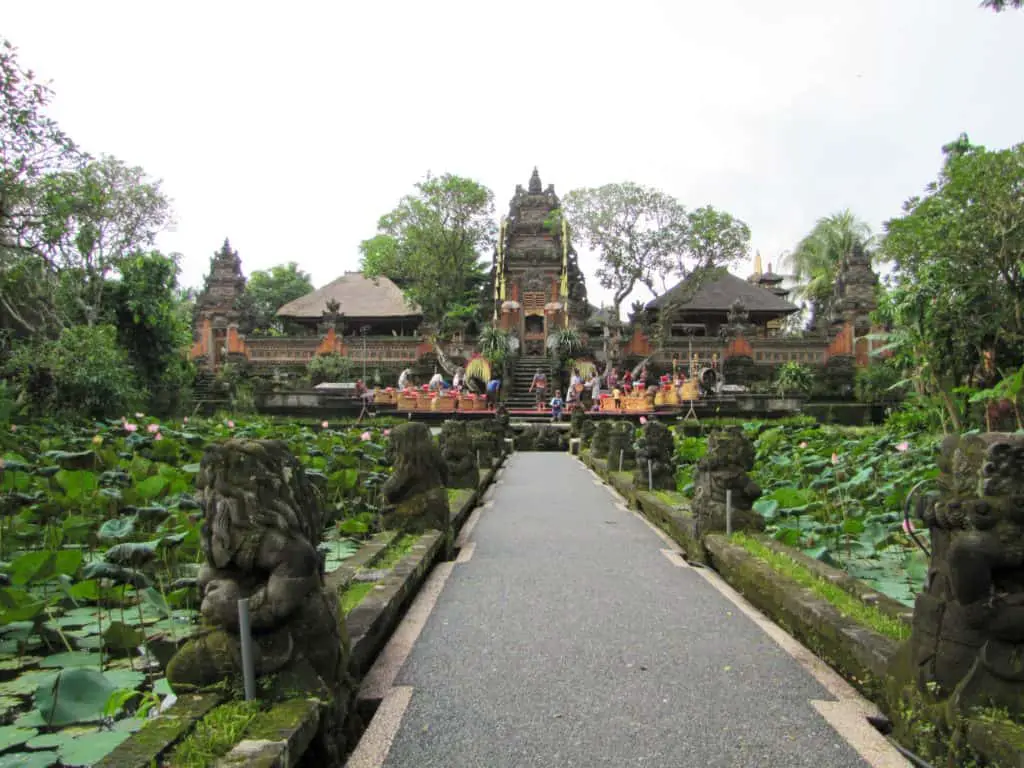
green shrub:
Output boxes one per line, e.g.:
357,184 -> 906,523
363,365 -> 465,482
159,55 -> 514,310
5,324 -> 143,419
307,353 -> 353,385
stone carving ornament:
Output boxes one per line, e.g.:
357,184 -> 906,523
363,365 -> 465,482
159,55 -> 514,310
691,427 -> 765,534
166,439 -> 352,763
899,433 -> 1024,717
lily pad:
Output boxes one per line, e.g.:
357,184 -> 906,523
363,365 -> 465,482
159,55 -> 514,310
0,751 -> 57,768
0,725 -> 37,750
39,652 -> 101,669
57,727 -> 132,765
0,669 -> 57,696
35,668 -> 117,726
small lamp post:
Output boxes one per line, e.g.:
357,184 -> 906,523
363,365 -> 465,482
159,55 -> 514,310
360,326 -> 370,381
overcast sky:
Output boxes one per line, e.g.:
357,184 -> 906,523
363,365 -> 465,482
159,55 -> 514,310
4,1 -> 1023,312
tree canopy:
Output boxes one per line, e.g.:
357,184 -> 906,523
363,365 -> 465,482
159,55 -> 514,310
0,37 -> 189,417
561,182 -> 750,323
880,134 -> 1024,429
240,261 -> 314,335
360,173 -> 495,334
786,210 -> 874,327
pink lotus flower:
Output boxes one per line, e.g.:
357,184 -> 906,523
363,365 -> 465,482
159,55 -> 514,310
124,423 -> 138,433
183,416 -> 189,424
902,518 -> 915,534
92,435 -> 103,445
383,429 -> 391,437
147,423 -> 160,434
639,416 -> 647,425
227,420 -> 235,429
799,441 -> 808,449
154,432 -> 163,441
322,421 -> 329,429
831,452 -> 839,465
895,441 -> 909,453
360,431 -> 372,441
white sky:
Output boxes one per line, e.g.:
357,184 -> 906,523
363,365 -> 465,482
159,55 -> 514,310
4,1 -> 1023,314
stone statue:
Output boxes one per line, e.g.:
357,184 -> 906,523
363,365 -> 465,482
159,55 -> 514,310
894,433 -> 1024,718
166,440 -> 352,763
719,299 -> 752,340
606,422 -> 636,470
691,427 -> 765,534
438,420 -> 479,489
633,420 -> 676,490
468,421 -> 504,468
380,423 -> 450,537
591,421 -> 613,458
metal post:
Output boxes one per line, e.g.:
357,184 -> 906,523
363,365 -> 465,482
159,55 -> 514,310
726,489 -> 733,536
648,460 -> 653,491
237,598 -> 256,701
477,449 -> 481,468
619,449 -> 624,472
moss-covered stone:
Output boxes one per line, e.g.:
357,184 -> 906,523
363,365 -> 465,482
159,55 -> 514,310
438,420 -> 478,489
95,693 -> 222,768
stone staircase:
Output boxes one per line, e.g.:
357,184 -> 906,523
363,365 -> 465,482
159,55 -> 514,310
506,355 -> 555,410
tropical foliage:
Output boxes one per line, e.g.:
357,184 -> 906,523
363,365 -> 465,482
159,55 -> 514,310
0,415 -> 398,764
359,173 -> 496,334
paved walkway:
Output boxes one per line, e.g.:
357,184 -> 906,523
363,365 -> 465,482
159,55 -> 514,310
351,453 -> 908,768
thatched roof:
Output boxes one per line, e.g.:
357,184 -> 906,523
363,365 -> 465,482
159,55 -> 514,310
276,273 -> 421,319
647,270 -> 798,314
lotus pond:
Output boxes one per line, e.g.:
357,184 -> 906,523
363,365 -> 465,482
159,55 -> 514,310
0,415 -> 397,767
672,421 -> 936,607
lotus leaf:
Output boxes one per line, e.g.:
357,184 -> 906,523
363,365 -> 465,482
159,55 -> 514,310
36,667 -> 118,726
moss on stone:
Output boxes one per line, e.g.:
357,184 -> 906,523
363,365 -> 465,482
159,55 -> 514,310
95,693 -> 222,768
376,533 -> 420,570
165,700 -> 262,768
340,582 -> 375,616
730,532 -> 910,642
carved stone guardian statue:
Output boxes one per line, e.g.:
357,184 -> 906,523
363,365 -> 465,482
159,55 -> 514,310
166,439 -> 353,764
380,423 -> 451,536
438,420 -> 479,489
691,427 -> 765,534
633,420 -> 676,490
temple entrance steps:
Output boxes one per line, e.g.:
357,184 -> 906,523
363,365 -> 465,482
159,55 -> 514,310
505,355 -> 553,410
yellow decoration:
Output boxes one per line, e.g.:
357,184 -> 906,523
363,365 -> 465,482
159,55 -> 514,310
466,356 -> 492,382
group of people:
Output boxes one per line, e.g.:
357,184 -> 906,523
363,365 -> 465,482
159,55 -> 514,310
528,365 -> 674,421
397,367 -> 503,407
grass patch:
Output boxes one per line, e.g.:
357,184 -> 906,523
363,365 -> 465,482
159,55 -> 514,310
375,533 -> 419,570
447,488 -> 474,508
653,489 -> 689,508
731,532 -> 911,642
166,699 -> 262,768
340,582 -> 375,615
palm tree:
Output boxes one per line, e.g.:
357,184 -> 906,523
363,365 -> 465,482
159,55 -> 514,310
786,210 -> 874,327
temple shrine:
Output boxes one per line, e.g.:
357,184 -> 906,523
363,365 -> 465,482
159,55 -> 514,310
189,173 -> 884,416
492,168 -> 589,354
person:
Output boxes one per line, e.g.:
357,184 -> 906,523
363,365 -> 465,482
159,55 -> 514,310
486,376 -> 501,408
428,370 -> 444,392
398,368 -> 412,390
550,393 -> 564,422
529,368 -> 547,411
622,369 -> 633,394
453,368 -> 465,392
606,367 -> 618,390
589,373 -> 601,410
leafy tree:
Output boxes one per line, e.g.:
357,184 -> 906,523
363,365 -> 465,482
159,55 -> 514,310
4,324 -> 142,419
980,0 -> 1022,10
562,183 -> 750,324
360,173 -> 496,334
0,37 -> 81,335
880,134 -> 1024,431
239,262 -> 313,335
562,183 -> 686,323
104,251 -> 194,415
785,210 -> 873,328
38,155 -> 172,326
307,352 -> 353,385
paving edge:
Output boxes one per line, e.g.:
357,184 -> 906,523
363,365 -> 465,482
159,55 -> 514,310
99,457 -> 504,768
579,447 -> 1024,767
